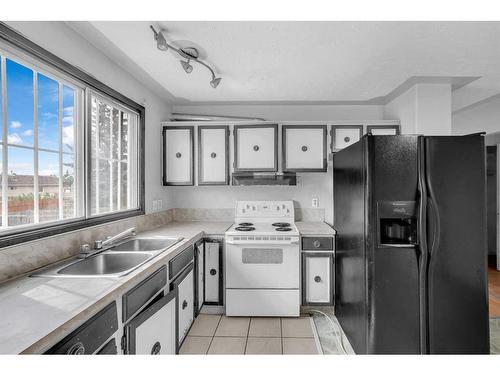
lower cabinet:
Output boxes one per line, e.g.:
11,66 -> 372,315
170,263 -> 195,351
302,252 -> 334,305
204,239 -> 222,305
46,302 -> 118,354
123,291 -> 177,355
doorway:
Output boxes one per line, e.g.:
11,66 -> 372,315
487,145 -> 500,319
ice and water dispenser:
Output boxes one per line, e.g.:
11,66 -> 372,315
377,201 -> 417,246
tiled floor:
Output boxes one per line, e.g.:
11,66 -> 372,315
489,265 -> 500,318
180,314 -> 321,355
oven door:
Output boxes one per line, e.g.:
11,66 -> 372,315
226,242 -> 300,289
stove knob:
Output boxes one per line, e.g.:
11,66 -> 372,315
313,240 -> 321,248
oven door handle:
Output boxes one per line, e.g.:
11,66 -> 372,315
226,240 -> 299,245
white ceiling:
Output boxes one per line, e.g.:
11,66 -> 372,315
68,21 -> 500,111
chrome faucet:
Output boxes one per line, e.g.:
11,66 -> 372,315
94,227 -> 137,250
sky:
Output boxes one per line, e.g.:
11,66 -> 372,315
1,58 -> 75,177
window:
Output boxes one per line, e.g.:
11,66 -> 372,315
89,93 -> 139,216
0,32 -> 144,245
0,56 -> 81,228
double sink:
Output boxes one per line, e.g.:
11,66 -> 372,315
33,237 -> 183,278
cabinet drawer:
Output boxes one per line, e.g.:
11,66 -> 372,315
46,302 -> 118,354
96,339 -> 117,355
123,266 -> 167,322
302,237 -> 333,251
302,253 -> 334,305
170,263 -> 195,348
169,245 -> 194,279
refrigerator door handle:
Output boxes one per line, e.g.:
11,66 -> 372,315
417,137 -> 429,354
427,197 -> 441,255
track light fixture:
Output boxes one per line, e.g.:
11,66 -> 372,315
150,25 -> 222,89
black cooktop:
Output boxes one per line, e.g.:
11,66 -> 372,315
275,227 -> 292,232
272,222 -> 291,227
235,226 -> 255,231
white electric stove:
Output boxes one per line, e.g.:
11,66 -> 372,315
225,201 -> 300,317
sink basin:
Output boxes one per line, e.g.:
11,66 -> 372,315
57,252 -> 151,276
110,238 -> 181,252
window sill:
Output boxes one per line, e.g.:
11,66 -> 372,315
0,209 -> 145,249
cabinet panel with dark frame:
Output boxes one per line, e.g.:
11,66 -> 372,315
233,124 -> 278,172
162,126 -> 195,186
331,125 -> 364,153
197,125 -> 230,185
282,125 -> 328,172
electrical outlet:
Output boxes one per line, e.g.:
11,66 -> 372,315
152,200 -> 158,211
312,197 -> 319,208
157,199 -> 163,210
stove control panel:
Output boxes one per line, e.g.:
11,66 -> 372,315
235,201 -> 295,219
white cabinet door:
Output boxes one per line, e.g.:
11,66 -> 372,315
332,125 -> 363,152
163,127 -> 193,185
198,126 -> 229,185
303,253 -> 333,305
234,125 -> 277,171
177,268 -> 194,345
283,126 -> 326,171
127,291 -> 176,354
204,241 -> 220,303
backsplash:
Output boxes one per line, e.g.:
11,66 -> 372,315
0,206 -> 324,284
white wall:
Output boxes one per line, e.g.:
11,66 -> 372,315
452,96 -> 500,135
172,104 -> 385,121
384,84 -> 452,135
6,21 -> 173,213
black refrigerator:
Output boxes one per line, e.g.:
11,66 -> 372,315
333,133 -> 489,354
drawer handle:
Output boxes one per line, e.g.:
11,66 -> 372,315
182,300 -> 188,310
67,342 -> 85,355
210,152 -> 217,158
210,268 -> 217,276
151,341 -> 161,355
344,136 -> 351,143
313,240 -> 321,248
253,145 -> 260,151
175,152 -> 182,158
301,145 -> 308,152
314,276 -> 322,283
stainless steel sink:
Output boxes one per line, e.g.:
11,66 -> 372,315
31,236 -> 184,278
57,252 -> 151,277
110,238 -> 181,252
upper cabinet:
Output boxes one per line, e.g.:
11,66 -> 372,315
367,124 -> 400,135
162,126 -> 194,186
198,126 -> 229,185
331,125 -> 363,153
282,125 -> 327,172
233,124 -> 278,172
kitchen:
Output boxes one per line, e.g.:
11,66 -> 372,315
1,2 -> 500,373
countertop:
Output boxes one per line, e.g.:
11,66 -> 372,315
0,221 -> 231,354
296,221 -> 336,235
0,219 -> 335,354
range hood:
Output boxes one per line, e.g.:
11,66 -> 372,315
232,172 -> 297,186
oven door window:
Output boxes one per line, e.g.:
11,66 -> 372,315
242,248 -> 283,264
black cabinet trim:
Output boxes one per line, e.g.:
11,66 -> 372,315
282,125 -> 327,172
170,263 -> 195,353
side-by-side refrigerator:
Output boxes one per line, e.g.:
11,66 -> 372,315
333,134 -> 489,354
